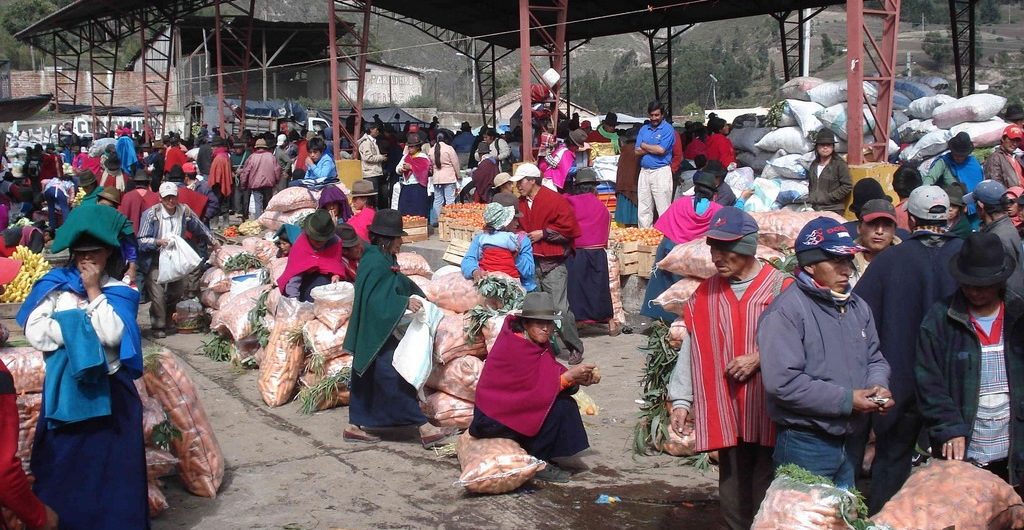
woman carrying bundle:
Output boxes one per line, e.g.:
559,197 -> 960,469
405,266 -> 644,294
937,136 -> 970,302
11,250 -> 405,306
640,171 -> 723,322
343,209 -> 458,447
277,209 -> 351,302
472,292 -> 600,482
460,196 -> 536,292
564,168 -> 616,334
17,205 -> 147,529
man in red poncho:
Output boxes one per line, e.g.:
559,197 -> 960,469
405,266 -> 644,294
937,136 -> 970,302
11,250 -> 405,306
207,136 -> 233,221
119,169 -> 161,234
163,134 -> 188,172
514,162 -> 585,364
666,207 -> 791,530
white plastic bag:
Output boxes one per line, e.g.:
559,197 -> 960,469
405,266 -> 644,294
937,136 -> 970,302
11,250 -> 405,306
785,100 -> 825,136
157,234 -> 201,284
778,76 -> 824,101
907,94 -> 956,119
762,154 -> 808,180
755,127 -> 812,154
950,117 -> 1008,148
806,80 -> 878,108
932,93 -> 1008,129
393,295 -> 444,393
899,129 -> 952,162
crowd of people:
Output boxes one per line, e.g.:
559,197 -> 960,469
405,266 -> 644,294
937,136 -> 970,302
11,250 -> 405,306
3,97 -> 1024,528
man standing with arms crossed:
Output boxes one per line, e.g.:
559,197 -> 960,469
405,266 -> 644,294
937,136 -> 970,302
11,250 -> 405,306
635,101 -> 676,228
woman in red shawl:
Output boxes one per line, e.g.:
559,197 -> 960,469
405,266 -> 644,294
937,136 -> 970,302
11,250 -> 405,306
277,210 -> 350,301
346,179 -> 377,242
471,292 -> 600,483
396,134 -> 431,218
207,136 -> 233,219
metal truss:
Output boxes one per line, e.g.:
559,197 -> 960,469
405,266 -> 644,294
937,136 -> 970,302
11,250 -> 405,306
474,44 -> 514,127
85,22 -> 120,135
846,0 -> 901,164
328,0 -> 371,157
949,0 -> 976,97
51,33 -> 82,113
643,26 -> 692,119
139,12 -> 175,141
771,8 -> 825,81
519,0 -> 568,162
214,0 -> 256,137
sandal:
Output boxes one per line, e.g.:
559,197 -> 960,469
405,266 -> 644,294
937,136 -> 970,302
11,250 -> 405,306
420,427 -> 458,449
567,350 -> 584,366
343,427 -> 381,443
533,463 -> 572,483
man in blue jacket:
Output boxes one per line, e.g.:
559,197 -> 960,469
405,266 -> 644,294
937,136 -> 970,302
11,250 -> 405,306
852,185 -> 963,513
758,217 -> 893,488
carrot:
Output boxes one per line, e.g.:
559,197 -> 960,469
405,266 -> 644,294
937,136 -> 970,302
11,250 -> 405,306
425,356 -> 482,401
257,319 -> 307,407
456,431 -> 546,494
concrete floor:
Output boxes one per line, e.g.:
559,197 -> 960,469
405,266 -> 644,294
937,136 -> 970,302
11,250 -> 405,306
147,324 -> 721,530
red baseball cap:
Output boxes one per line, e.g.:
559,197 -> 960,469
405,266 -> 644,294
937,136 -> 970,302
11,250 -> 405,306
0,258 -> 23,286
1004,124 -> 1024,141
860,198 -> 898,223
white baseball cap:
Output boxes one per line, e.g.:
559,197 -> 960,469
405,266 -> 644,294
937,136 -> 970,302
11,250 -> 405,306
509,162 -> 541,182
277,134 -> 287,147
158,181 -> 179,198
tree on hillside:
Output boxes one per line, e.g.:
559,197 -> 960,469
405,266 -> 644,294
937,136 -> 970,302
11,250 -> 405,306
922,31 -> 953,67
979,0 -> 1001,24
900,0 -> 947,25
1,0 -> 56,36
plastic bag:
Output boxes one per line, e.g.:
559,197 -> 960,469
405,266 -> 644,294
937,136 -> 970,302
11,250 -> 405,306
264,186 -> 318,212
657,238 -> 783,279
257,207 -> 316,232
434,313 -> 486,364
755,127 -> 812,154
932,93 -> 1007,129
0,347 -> 45,393
421,390 -> 474,428
299,354 -> 352,411
652,279 -> 702,316
200,267 -> 231,294
15,393 -> 40,471
816,103 -> 887,141
257,317 -> 307,407
422,272 -> 485,313
899,129 -> 953,163
425,355 -> 482,401
241,237 -> 277,265
267,257 -> 287,287
146,447 -> 180,480
310,282 -> 355,331
143,350 -> 225,498
895,79 -> 938,101
658,419 -> 696,456
785,99 -> 825,136
572,389 -> 599,416
736,151 -> 772,172
393,296 -> 443,391
873,459 -> 1024,530
778,76 -> 824,101
302,319 -> 347,359
750,210 -> 847,249
397,252 -> 433,278
762,154 -> 809,180
481,314 -> 507,353
158,234 -> 201,284
148,480 -> 169,518
607,252 -> 626,328
752,473 -> 861,529
806,80 -> 877,108
211,245 -> 245,269
667,317 -> 688,351
907,94 -> 956,119
200,288 -> 221,310
455,431 -> 546,494
730,127 -> 772,154
209,284 -> 270,340
951,117 -> 1009,149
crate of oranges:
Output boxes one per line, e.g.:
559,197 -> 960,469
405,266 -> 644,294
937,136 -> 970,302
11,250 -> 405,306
439,204 -> 486,241
609,227 -> 663,276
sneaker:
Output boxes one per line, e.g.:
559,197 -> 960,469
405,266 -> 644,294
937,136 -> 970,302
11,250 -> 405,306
533,463 -> 572,483
152,330 -> 167,339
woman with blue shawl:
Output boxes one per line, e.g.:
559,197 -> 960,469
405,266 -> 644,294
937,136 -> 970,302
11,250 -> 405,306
17,204 -> 147,529
116,130 -> 138,177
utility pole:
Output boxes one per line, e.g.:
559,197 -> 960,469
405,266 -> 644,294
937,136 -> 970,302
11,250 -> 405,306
906,50 -> 913,77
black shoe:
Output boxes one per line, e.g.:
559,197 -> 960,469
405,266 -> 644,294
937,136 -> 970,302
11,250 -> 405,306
152,330 -> 167,339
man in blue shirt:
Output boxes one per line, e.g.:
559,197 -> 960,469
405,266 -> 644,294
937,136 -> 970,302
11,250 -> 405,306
294,137 -> 339,190
634,101 -> 676,228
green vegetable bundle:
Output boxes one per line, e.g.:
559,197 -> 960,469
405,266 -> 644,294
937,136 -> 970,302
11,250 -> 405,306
632,321 -> 678,455
222,252 -> 263,272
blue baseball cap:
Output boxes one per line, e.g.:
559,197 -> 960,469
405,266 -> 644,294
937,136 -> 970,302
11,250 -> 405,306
706,206 -> 759,242
795,217 -> 864,266
964,179 -> 1008,208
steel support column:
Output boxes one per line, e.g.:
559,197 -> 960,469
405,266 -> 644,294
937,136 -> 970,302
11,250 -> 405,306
214,1 -> 227,137
474,44 -> 513,127
86,24 -> 120,135
50,33 -> 81,113
773,9 -> 824,80
950,0 -> 977,97
139,15 -> 175,141
518,0 -> 568,163
644,26 -> 691,118
846,0 -> 901,164
328,0 -> 371,159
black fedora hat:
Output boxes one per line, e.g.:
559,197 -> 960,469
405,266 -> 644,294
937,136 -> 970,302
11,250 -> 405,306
368,208 -> 407,238
335,223 -> 362,248
949,232 -> 1016,287
516,292 -> 561,321
303,209 -> 337,242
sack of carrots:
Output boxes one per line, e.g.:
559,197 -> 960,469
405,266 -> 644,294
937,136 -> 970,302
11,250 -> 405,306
455,432 -> 546,494
302,319 -> 347,359
15,393 -> 41,471
657,238 -> 784,279
258,317 -> 308,407
873,459 -> 1024,529
421,390 -> 474,429
652,279 -> 702,317
297,353 -> 352,414
667,318 -> 688,351
434,313 -> 486,364
752,465 -> 866,530
143,350 -> 225,498
200,267 -> 232,294
241,236 -> 277,265
425,356 -> 482,402
310,282 -> 355,331
422,272 -> 484,313
0,347 -> 45,393
148,480 -> 169,518
607,252 -> 626,327
397,252 -> 433,278
210,284 -> 271,340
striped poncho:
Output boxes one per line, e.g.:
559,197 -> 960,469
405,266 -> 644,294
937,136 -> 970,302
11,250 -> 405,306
681,265 -> 788,452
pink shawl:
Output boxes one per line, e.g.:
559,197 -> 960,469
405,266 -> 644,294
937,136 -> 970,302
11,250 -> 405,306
564,193 -> 610,248
402,152 -> 431,186
277,233 -> 350,292
348,207 -> 376,242
654,197 -> 723,244
474,317 -> 567,437
539,144 -> 576,189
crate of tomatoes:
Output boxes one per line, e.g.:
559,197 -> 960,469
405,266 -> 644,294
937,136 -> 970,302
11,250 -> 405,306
609,227 -> 663,276
439,204 -> 486,241
402,216 -> 429,243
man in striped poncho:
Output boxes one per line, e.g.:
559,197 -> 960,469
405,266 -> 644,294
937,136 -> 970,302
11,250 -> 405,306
666,206 -> 791,530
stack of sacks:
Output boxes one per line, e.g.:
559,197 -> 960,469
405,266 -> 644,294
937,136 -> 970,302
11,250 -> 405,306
257,183 -> 352,232
297,282 -> 356,412
900,93 -> 1009,169
650,210 -> 845,340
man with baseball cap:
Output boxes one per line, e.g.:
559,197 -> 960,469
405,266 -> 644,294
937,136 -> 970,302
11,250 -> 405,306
667,207 -> 791,529
137,181 -> 218,338
984,124 -> 1024,188
850,198 -> 901,287
759,217 -> 893,488
968,179 -> 1024,293
852,185 -> 965,512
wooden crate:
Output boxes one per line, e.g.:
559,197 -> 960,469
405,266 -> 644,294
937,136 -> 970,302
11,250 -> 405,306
637,244 -> 659,279
403,225 -> 429,243
442,239 -> 471,265
437,220 -> 450,242
611,241 -> 640,276
448,225 -> 478,243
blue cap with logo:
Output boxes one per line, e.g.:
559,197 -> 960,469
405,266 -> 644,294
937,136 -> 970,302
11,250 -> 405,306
795,217 -> 864,266
706,206 -> 759,242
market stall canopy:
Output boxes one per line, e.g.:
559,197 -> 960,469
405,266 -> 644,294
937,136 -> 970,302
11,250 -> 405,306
0,95 -> 52,122
312,106 -> 428,126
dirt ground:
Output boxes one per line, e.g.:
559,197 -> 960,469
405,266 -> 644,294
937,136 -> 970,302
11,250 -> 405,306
146,324 -> 722,530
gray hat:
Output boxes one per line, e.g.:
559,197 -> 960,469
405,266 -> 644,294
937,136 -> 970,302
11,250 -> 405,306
304,209 -> 337,242
491,192 -> 522,218
574,167 -> 598,184
349,179 -> 376,198
516,292 -> 561,321
336,223 -> 362,248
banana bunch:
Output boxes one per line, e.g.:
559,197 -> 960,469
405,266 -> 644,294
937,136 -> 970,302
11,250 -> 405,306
70,187 -> 86,207
0,246 -> 51,303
